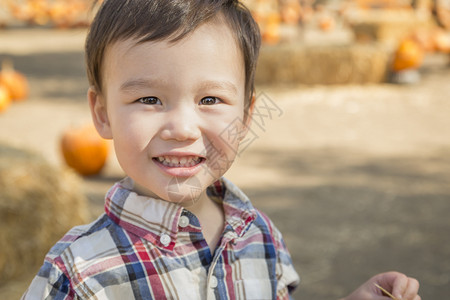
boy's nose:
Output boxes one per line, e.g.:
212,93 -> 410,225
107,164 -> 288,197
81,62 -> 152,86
159,107 -> 201,141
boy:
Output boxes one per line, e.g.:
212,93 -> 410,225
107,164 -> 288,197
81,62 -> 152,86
23,0 -> 420,299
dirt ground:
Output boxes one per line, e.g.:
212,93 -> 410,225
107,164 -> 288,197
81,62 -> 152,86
1,28 -> 450,299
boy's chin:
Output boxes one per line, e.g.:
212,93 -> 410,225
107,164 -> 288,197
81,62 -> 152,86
165,176 -> 204,206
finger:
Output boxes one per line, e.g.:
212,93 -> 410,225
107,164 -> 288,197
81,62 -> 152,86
403,278 -> 420,300
390,273 -> 408,299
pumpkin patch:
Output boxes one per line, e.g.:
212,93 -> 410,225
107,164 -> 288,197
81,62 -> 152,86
6,0 -> 93,28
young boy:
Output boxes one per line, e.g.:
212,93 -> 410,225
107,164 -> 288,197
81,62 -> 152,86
23,0 -> 420,299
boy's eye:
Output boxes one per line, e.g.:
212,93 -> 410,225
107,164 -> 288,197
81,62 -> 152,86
137,97 -> 161,105
199,97 -> 221,105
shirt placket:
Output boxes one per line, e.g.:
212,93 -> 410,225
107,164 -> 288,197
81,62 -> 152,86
206,226 -> 239,300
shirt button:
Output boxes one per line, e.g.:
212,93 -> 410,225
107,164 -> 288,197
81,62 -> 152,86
210,276 -> 218,288
178,215 -> 190,228
160,234 -> 171,247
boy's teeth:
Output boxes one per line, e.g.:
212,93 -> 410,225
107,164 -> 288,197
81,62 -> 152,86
157,156 -> 202,167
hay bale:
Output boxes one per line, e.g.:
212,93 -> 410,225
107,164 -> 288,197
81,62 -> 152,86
348,10 -> 434,47
0,142 -> 89,285
256,43 -> 389,85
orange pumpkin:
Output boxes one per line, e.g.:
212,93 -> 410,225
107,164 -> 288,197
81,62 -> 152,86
0,60 -> 29,102
280,1 -> 302,25
49,0 -> 89,28
61,123 -> 110,176
48,1 -> 71,28
391,39 -> 424,71
262,24 -> 280,45
0,85 -> 11,113
29,0 -> 50,26
318,15 -> 335,32
261,13 -> 281,45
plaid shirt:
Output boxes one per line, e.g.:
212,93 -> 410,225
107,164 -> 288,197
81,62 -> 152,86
23,177 -> 299,299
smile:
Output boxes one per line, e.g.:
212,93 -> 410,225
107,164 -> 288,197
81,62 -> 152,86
153,156 -> 204,168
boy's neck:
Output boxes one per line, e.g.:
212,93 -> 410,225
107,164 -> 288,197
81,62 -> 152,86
131,180 -> 218,215
187,190 -> 225,253
132,180 -> 225,252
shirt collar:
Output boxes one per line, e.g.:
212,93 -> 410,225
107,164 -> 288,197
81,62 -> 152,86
105,177 -> 257,250
206,177 -> 257,237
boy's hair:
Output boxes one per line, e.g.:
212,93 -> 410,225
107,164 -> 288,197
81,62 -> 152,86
85,0 -> 261,110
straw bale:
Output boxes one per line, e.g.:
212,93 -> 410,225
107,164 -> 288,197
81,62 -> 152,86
348,10 -> 435,47
256,43 -> 389,85
0,143 -> 89,285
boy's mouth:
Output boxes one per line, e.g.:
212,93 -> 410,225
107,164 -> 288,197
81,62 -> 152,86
153,156 -> 204,168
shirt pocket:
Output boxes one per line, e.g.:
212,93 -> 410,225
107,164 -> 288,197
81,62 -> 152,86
234,279 -> 275,300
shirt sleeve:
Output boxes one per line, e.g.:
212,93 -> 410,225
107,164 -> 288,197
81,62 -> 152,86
254,208 -> 300,299
22,260 -> 76,300
274,229 -> 300,299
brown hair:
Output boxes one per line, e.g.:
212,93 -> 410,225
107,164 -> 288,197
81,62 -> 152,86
85,0 -> 261,109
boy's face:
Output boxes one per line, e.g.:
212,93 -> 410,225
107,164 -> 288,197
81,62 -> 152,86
90,20 -> 249,205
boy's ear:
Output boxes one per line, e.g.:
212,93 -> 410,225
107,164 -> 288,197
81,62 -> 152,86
243,93 -> 256,130
239,93 -> 256,142
88,87 -> 113,139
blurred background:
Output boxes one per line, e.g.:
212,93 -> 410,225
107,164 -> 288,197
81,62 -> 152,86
0,0 -> 449,299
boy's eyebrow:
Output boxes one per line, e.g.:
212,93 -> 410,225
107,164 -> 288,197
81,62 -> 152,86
119,78 -> 168,92
196,80 -> 238,96
120,78 -> 238,96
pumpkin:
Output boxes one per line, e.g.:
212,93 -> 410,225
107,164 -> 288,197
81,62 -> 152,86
0,60 -> 29,102
262,22 -> 281,45
261,12 -> 281,45
49,0 -> 89,28
29,0 -> 50,26
280,0 -> 302,25
48,1 -> 71,28
318,15 -> 335,32
61,123 -> 109,176
0,85 -> 11,113
391,38 -> 424,72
